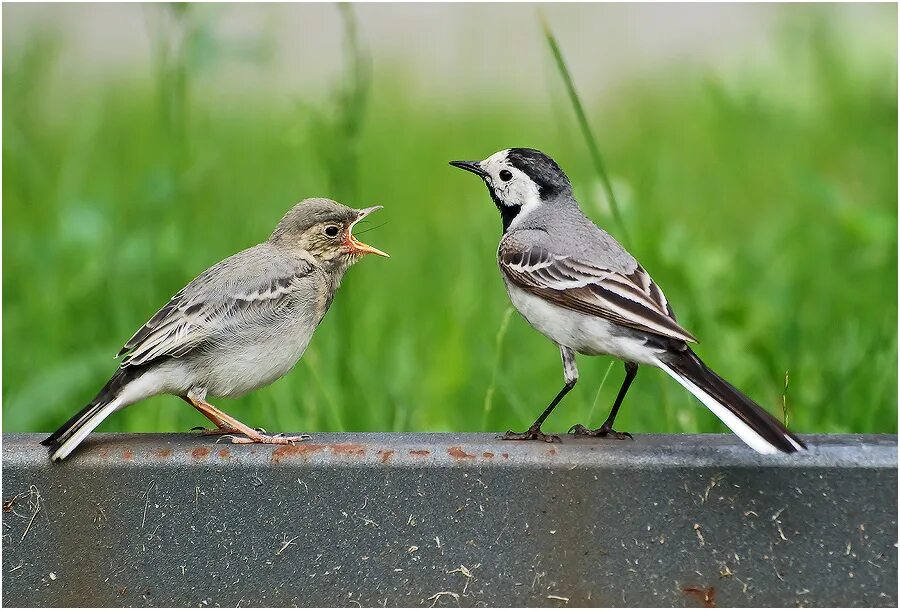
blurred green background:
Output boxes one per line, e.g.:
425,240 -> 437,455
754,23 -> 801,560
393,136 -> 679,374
3,4 -> 897,437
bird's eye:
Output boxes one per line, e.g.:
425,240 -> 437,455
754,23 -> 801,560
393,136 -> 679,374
324,225 -> 340,238
499,169 -> 513,182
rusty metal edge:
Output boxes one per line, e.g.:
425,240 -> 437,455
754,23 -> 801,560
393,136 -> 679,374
3,433 -> 896,470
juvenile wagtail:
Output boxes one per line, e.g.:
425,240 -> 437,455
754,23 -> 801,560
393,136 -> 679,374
43,198 -> 388,461
451,148 -> 805,454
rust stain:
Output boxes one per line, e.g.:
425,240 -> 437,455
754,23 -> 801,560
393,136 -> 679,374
191,447 -> 210,459
409,449 -> 431,457
154,449 -> 173,458
482,452 -> 495,459
99,448 -> 109,458
122,449 -> 134,460
546,448 -> 558,456
270,444 -> 325,464
330,443 -> 366,456
378,449 -> 395,464
502,452 -> 510,459
682,586 -> 716,608
217,448 -> 231,459
448,446 -> 475,460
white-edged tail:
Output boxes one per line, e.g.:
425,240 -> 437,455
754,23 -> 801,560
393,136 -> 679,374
656,350 -> 805,455
42,367 -> 142,461
45,399 -> 122,461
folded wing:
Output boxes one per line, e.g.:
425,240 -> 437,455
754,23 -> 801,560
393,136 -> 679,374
118,257 -> 316,367
499,243 -> 698,344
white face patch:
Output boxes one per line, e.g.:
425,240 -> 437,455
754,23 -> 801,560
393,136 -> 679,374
479,150 -> 543,216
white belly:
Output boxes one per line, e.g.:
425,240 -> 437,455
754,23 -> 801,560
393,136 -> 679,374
505,282 -> 661,365
206,331 -> 314,397
198,300 -> 323,398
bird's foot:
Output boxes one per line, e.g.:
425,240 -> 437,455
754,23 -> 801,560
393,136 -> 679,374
190,425 -> 267,436
228,432 -> 312,445
499,426 -> 561,443
568,423 -> 633,441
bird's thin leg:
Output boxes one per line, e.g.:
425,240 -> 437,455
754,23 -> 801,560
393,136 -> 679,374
601,361 -> 638,435
569,361 -> 638,440
182,396 -> 242,435
184,393 -> 310,445
501,347 -> 577,443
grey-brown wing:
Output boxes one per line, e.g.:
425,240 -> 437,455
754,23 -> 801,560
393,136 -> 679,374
118,256 -> 316,367
499,242 -> 698,343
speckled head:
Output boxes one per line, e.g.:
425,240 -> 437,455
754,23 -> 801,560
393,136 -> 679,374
269,198 -> 388,261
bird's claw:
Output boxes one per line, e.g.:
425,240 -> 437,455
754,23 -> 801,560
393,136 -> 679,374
229,433 -> 311,445
192,425 -> 268,437
568,423 -> 633,441
567,424 -> 590,436
499,427 -> 561,443
192,426 -> 241,436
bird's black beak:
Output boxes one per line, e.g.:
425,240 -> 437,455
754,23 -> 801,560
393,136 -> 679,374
449,160 -> 489,178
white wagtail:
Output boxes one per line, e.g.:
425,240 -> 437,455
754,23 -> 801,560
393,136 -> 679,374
451,148 -> 805,454
43,198 -> 388,461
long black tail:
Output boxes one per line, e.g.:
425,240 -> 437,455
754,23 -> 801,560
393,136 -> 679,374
658,349 -> 806,454
42,367 -> 137,461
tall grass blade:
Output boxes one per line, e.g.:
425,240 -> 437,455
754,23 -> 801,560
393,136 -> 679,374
584,361 -> 616,426
311,3 -> 371,204
482,307 -> 515,430
540,14 -> 630,245
304,3 -> 373,429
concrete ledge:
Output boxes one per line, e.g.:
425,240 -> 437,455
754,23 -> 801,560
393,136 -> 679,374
2,433 -> 897,607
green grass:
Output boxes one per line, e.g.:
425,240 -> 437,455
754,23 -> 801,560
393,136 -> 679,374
540,13 -> 629,245
3,7 -> 897,437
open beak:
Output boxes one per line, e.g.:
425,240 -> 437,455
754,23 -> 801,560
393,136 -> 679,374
449,160 -> 489,178
346,205 -> 389,258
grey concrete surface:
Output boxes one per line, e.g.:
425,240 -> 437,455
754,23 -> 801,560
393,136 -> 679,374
2,433 -> 897,607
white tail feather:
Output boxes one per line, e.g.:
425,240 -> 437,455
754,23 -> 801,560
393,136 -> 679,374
656,359 -> 784,455
50,398 -> 122,461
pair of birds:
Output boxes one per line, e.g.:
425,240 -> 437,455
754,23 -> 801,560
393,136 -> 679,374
44,148 -> 805,461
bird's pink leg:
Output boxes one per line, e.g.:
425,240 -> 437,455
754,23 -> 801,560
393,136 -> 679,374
183,396 -> 310,445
